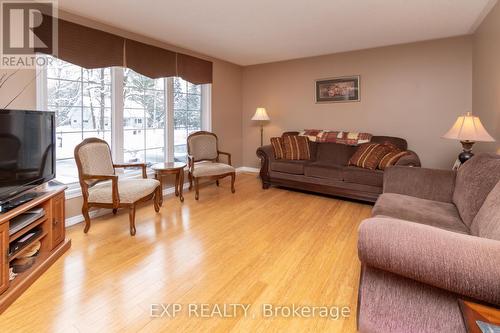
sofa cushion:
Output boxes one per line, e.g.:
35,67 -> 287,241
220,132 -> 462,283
349,143 -> 392,170
316,142 -> 356,166
343,166 -> 384,187
304,163 -> 343,180
282,135 -> 311,160
270,160 -> 305,175
453,153 -> 500,227
373,193 -> 469,234
470,181 -> 500,241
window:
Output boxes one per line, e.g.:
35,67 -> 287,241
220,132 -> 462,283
173,77 -> 203,162
38,56 -> 210,185
123,68 -> 166,164
46,58 -> 112,183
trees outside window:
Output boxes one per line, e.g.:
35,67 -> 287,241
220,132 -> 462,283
41,56 -> 207,184
173,77 -> 202,162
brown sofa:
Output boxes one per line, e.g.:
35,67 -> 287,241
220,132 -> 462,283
357,153 -> 500,333
256,132 -> 421,202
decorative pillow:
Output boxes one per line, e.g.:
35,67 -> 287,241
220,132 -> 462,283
349,143 -> 392,170
283,135 -> 311,160
378,150 -> 410,170
270,137 -> 285,159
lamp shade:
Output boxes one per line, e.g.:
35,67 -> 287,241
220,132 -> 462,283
251,107 -> 270,121
442,112 -> 495,142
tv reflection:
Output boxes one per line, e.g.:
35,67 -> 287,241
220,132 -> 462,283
0,133 -> 53,188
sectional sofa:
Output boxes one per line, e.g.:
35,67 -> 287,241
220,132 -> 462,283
357,153 -> 500,332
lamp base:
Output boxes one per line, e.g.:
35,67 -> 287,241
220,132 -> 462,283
458,141 -> 475,164
458,151 -> 474,164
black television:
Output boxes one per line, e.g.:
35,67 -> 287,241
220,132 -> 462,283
0,110 -> 56,206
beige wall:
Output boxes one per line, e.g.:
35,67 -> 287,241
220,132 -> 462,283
0,69 -> 37,109
242,37 -> 473,169
473,2 -> 500,154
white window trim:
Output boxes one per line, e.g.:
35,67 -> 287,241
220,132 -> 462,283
111,67 -> 124,163
201,84 -> 212,131
36,59 -> 211,198
166,78 -> 174,163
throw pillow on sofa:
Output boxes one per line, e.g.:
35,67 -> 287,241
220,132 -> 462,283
377,143 -> 410,170
270,137 -> 285,159
349,143 -> 392,170
378,151 -> 410,170
283,135 -> 311,160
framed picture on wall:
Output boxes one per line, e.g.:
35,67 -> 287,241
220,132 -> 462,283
315,75 -> 360,103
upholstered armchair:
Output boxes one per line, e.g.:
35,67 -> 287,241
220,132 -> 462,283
74,138 -> 162,236
187,131 -> 235,200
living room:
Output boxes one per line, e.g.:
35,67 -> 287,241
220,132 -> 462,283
0,0 -> 498,332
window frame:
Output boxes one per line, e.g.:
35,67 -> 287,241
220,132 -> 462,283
36,55 -> 211,197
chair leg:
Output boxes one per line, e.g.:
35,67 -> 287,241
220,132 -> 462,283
195,177 -> 200,200
216,180 -> 219,187
82,205 -> 91,233
154,187 -> 161,212
188,173 -> 193,190
231,173 -> 236,193
112,208 -> 118,215
129,205 -> 136,236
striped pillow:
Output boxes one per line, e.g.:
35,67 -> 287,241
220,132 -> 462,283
270,137 -> 285,159
378,150 -> 410,170
349,143 -> 392,170
283,135 -> 311,160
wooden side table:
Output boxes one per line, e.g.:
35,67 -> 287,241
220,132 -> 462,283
459,299 -> 500,333
151,162 -> 186,203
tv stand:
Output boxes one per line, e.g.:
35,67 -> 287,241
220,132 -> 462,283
0,183 -> 71,313
0,192 -> 44,213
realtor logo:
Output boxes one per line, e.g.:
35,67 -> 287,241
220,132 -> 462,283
1,0 -> 57,68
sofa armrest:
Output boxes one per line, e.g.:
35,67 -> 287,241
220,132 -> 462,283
383,166 -> 456,203
358,217 -> 500,306
256,145 -> 275,189
395,150 -> 421,167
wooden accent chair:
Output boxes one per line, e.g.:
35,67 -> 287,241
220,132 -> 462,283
74,138 -> 162,236
187,131 -> 235,200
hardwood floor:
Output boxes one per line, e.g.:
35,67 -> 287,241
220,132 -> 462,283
0,173 -> 372,332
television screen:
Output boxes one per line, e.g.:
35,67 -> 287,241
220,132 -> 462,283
0,110 -> 55,203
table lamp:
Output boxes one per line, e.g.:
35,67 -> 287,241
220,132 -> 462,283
442,111 -> 496,163
251,107 -> 270,147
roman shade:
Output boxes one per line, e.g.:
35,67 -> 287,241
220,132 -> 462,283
35,16 -> 213,84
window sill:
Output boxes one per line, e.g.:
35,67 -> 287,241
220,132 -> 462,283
63,170 -> 156,200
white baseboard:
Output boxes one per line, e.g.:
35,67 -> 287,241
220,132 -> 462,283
236,167 -> 259,173
65,208 -> 109,227
65,169 -> 259,227
65,183 -> 190,227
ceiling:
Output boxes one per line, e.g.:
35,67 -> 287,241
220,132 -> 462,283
58,0 -> 497,66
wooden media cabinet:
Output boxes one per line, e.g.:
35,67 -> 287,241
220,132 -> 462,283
0,184 -> 71,313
